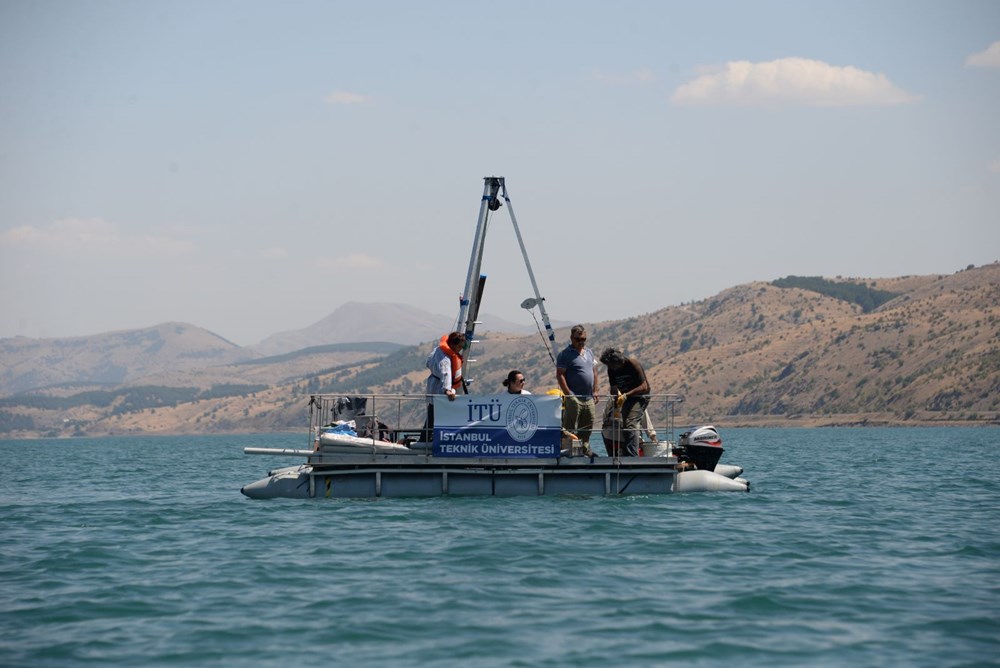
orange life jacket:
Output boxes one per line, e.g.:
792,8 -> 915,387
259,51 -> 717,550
439,335 -> 463,389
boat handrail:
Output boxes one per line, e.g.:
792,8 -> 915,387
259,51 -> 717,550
306,392 -> 684,403
306,392 -> 684,445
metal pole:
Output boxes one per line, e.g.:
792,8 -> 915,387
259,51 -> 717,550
457,177 -> 502,388
456,178 -> 497,331
501,181 -> 559,363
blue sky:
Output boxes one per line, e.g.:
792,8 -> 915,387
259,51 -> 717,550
1,0 -> 998,346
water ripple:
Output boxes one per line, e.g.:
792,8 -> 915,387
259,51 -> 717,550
2,428 -> 999,666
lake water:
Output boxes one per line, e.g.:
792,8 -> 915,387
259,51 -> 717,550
2,427 -> 998,667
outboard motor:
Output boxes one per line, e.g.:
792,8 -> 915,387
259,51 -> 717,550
675,425 -> 724,471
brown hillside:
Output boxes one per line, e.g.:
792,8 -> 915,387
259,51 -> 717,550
0,323 -> 254,395
4,264 -> 998,437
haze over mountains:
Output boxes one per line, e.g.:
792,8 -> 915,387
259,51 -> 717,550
1,263 -> 997,437
0,324 -> 253,396
252,302 -> 554,356
0,303 -> 561,397
253,302 -> 450,355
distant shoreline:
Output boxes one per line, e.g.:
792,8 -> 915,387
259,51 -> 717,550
713,415 -> 999,428
3,415 -> 997,440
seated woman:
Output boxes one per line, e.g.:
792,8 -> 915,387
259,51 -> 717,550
501,370 -> 531,394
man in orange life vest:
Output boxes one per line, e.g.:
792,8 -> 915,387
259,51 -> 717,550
423,331 -> 465,440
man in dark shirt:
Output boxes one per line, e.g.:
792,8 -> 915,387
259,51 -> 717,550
599,347 -> 650,457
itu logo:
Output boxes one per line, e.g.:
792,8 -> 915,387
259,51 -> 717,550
506,396 -> 538,442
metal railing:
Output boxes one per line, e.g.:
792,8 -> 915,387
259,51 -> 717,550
306,392 -> 684,450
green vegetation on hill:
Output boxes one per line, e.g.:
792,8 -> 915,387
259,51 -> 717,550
0,384 -> 268,413
239,342 -> 403,366
310,346 -> 425,394
771,276 -> 898,313
0,411 -> 35,432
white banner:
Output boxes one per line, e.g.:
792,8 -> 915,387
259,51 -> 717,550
432,394 -> 562,458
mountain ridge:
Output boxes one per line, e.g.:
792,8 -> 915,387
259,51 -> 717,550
0,306 -> 565,397
0,322 -> 256,396
2,263 -> 997,436
249,301 -> 562,355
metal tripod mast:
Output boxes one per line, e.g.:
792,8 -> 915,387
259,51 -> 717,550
456,177 -> 557,390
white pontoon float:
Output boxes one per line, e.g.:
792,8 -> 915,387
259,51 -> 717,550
242,177 -> 748,499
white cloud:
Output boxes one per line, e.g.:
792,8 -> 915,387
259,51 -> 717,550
0,218 -> 196,256
965,41 -> 1000,68
324,91 -> 373,105
671,57 -> 918,107
313,253 -> 384,270
591,68 -> 655,85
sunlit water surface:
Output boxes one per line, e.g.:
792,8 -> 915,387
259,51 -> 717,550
2,427 -> 998,666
